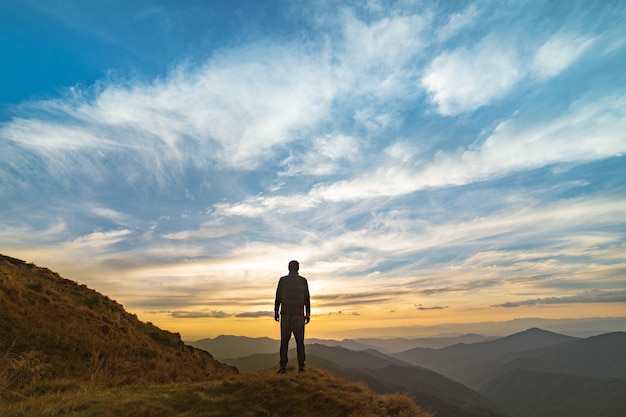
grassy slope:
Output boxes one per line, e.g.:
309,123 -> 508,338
2,367 -> 429,417
0,254 -> 430,417
221,345 -> 503,417
0,254 -> 235,385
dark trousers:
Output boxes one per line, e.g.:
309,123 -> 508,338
279,314 -> 305,368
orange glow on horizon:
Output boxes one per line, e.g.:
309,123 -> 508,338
137,302 -> 626,341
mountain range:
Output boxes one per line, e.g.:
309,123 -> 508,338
193,328 -> 626,417
191,333 -> 494,359
393,327 -> 578,389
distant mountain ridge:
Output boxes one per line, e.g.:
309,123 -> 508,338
192,335 -> 279,359
391,327 -> 626,417
492,331 -> 626,378
190,333 -> 496,359
326,316 -> 626,339
393,327 -> 578,389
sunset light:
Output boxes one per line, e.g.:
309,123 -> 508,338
1,0 -> 625,342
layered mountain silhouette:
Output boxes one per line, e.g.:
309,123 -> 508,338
192,333 -> 494,359
393,327 -> 578,389
197,328 -> 626,417
487,331 -> 626,378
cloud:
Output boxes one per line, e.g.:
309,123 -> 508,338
90,206 -> 136,227
70,229 -> 133,249
226,86 -> 626,222
417,278 -> 506,296
531,32 -> 596,78
310,92 -> 626,201
0,8 -> 436,191
493,290 -> 626,307
171,310 -> 231,318
162,223 -> 242,241
235,311 -> 274,318
0,19 -> 409,204
0,44 -> 336,190
339,10 -> 428,96
416,304 -> 448,311
435,4 -> 479,42
314,289 -> 412,308
422,36 -> 523,115
280,134 -> 360,177
422,30 -> 596,115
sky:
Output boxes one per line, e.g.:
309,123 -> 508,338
1,0 -> 626,340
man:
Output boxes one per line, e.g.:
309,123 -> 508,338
274,260 -> 311,374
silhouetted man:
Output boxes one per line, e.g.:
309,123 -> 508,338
274,260 -> 311,374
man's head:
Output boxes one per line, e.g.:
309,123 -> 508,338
288,260 -> 299,273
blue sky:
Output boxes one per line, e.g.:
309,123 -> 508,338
1,0 -> 625,339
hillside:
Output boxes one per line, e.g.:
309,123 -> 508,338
0,254 -> 236,385
0,254 -> 429,417
224,343 -> 503,417
2,366 -> 430,417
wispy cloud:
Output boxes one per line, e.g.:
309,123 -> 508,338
171,310 -> 230,319
423,28 -> 596,115
211,91 -> 626,212
435,3 -> 479,42
531,32 -> 596,78
422,35 -> 523,115
162,222 -> 242,241
493,290 -> 626,308
416,304 -> 449,311
280,134 -> 360,177
71,229 -> 133,249
235,311 -> 274,318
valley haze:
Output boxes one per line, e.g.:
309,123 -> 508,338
1,0 -> 626,341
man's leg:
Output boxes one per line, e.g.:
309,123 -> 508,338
292,315 -> 306,370
279,315 -> 293,370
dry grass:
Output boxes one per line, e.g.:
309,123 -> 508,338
0,255 -> 236,386
1,367 -> 430,417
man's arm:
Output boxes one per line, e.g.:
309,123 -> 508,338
304,280 -> 311,323
274,279 -> 282,321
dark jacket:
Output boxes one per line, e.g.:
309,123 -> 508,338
274,273 -> 311,316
